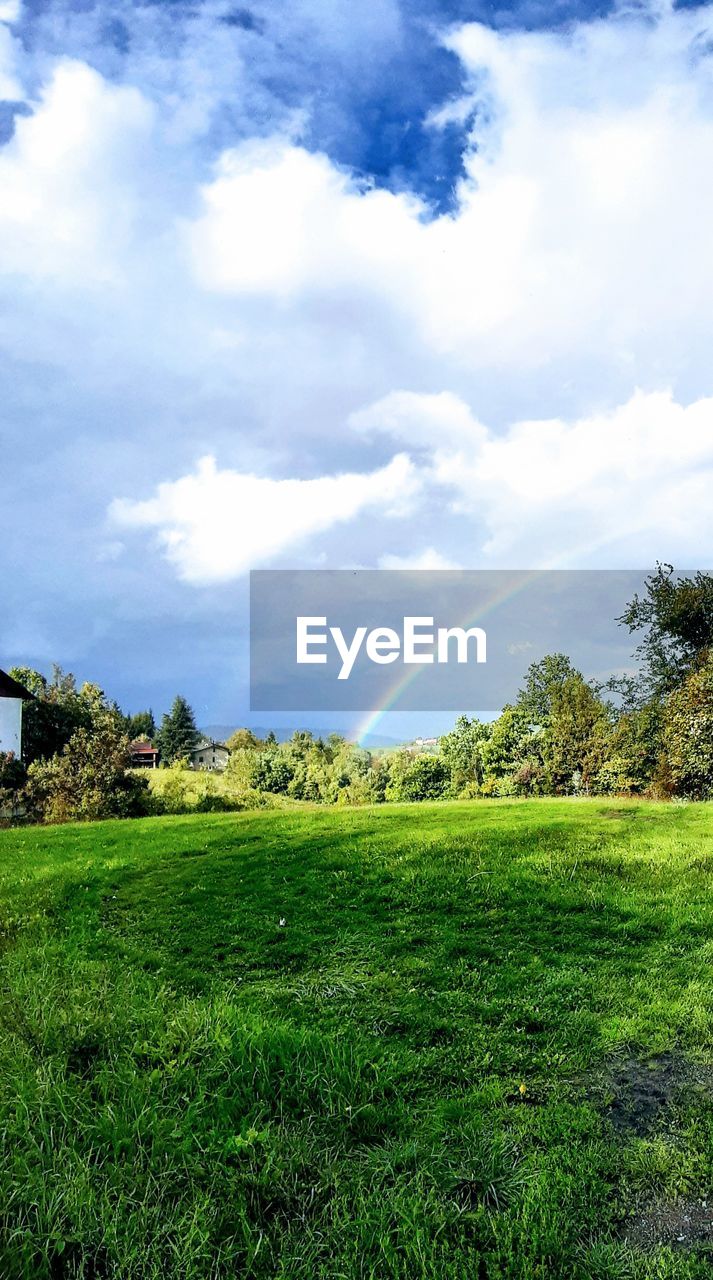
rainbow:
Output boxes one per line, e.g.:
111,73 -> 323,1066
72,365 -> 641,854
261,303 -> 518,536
354,569 -> 542,745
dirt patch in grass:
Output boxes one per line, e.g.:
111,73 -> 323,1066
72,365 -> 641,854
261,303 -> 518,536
619,1198 -> 713,1250
591,1051 -> 713,1136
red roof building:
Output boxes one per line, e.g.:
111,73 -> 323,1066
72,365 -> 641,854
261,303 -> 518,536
129,740 -> 160,768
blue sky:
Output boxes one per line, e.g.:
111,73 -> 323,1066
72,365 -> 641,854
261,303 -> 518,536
8,0 -> 618,212
1,0 -> 713,734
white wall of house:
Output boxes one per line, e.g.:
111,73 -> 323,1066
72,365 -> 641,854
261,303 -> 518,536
191,744 -> 229,772
0,697 -> 23,757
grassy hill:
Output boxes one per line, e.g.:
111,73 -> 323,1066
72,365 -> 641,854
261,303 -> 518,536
1,799 -> 713,1278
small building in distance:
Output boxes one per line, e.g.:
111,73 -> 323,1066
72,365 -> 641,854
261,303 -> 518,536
190,739 -> 230,772
0,668 -> 34,759
129,740 -> 160,769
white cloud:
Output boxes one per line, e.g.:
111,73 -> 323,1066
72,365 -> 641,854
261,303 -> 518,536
183,4 -> 713,401
186,139 -> 426,299
0,61 -> 155,283
355,387 -> 713,566
378,548 -> 462,570
110,453 -> 421,584
0,0 -> 21,21
5,1 -> 713,615
5,7 -> 713,400
350,390 -> 486,450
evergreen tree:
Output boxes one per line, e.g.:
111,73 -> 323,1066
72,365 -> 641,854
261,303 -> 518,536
126,710 -> 156,742
157,696 -> 199,764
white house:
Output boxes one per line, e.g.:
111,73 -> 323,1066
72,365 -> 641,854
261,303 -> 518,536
190,739 -> 230,772
0,669 -> 33,759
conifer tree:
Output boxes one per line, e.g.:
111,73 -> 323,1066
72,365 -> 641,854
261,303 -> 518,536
158,696 -> 199,764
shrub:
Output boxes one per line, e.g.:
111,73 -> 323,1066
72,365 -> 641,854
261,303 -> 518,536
591,753 -> 640,796
511,759 -> 548,796
153,763 -> 202,814
335,772 -> 385,806
0,752 -> 27,822
387,754 -> 450,802
251,749 -> 294,795
479,773 -> 518,798
25,716 -> 150,823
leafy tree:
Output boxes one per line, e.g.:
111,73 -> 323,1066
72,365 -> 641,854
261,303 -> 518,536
542,674 -> 610,794
0,752 -> 26,820
619,564 -> 713,700
322,741 -> 373,802
481,705 -> 537,783
226,727 -> 264,752
516,653 -> 582,727
600,700 -> 663,793
285,753 -> 309,799
157,696 -> 200,764
439,715 -> 490,793
251,748 -> 294,794
300,752 -> 330,801
224,748 -> 261,792
9,666 -> 112,765
661,654 -> 713,798
335,769 -> 386,806
25,715 -> 150,823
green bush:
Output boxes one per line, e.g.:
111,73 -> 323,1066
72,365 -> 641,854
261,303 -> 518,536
0,752 -> 27,821
387,754 -> 450,802
25,716 -> 150,824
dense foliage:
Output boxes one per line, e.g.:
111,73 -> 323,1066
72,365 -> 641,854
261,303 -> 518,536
213,568 -> 713,805
24,715 -> 150,824
8,666 -> 118,765
1,672 -> 149,823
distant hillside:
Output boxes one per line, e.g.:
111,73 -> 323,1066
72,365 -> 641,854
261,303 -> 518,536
200,725 -> 402,749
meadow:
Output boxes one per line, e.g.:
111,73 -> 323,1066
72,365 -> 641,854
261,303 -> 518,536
1,799 -> 713,1278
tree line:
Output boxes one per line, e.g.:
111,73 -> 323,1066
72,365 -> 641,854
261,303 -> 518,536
221,565 -> 713,804
1,565 -> 713,822
0,681 -> 204,822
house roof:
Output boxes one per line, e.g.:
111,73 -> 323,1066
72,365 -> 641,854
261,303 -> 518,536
0,669 -> 34,700
129,741 -> 159,753
192,739 -> 229,752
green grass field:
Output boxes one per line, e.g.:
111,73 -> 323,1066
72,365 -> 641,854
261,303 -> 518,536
2,799 -> 713,1278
